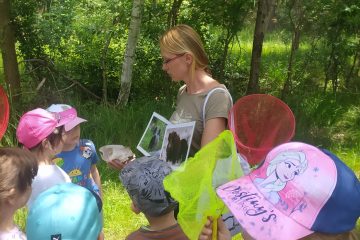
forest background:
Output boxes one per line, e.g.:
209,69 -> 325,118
0,0 -> 359,239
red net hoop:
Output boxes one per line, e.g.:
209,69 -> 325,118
0,85 -> 10,140
228,94 -> 295,166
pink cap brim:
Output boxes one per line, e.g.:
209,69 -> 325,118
51,107 -> 87,131
64,117 -> 87,131
217,176 -> 313,240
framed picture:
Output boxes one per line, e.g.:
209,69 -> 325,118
159,121 -> 195,168
136,112 -> 170,156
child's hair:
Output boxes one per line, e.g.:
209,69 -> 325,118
29,126 -> 64,153
160,24 -> 210,76
119,156 -> 178,217
0,147 -> 38,202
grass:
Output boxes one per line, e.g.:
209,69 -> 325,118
101,180 -> 147,238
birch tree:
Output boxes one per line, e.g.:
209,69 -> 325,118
116,0 -> 144,106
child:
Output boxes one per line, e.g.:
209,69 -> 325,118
0,147 -> 38,240
119,156 -> 188,240
214,142 -> 360,240
26,183 -> 103,240
16,108 -> 73,207
47,104 -> 102,197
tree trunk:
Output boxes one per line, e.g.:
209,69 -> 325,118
0,0 -> 21,103
281,30 -> 299,99
345,41 -> 359,89
218,28 -> 233,81
281,0 -> 303,99
101,31 -> 113,104
247,0 -> 276,94
324,39 -> 339,93
116,0 -> 144,106
167,0 -> 183,28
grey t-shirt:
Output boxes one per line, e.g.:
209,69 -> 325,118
169,84 -> 232,156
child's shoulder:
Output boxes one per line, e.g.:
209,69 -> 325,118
0,225 -> 26,240
79,139 -> 96,148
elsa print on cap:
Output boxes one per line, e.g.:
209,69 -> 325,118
217,142 -> 360,240
253,151 -> 308,205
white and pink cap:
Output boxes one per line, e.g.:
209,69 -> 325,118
47,104 -> 87,131
217,142 -> 360,240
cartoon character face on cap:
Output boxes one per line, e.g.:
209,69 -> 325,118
276,158 -> 304,182
254,151 -> 308,205
267,151 -> 307,183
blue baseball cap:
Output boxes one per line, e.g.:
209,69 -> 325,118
26,183 -> 102,240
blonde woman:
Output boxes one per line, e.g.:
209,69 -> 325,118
160,24 -> 233,157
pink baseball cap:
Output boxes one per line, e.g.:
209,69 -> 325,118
16,108 -> 75,148
47,104 -> 87,131
217,142 -> 360,240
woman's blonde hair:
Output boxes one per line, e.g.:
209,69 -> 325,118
0,148 -> 38,202
160,24 -> 210,78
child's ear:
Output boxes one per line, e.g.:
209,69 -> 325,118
6,188 -> 17,205
131,201 -> 141,215
42,138 -> 52,150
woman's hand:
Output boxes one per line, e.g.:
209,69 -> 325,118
107,155 -> 135,171
199,217 -> 231,240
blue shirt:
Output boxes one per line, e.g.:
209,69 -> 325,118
56,139 -> 99,193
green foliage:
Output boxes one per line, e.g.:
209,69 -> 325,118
8,0 -> 359,106
180,0 -> 255,79
285,91 -> 360,149
12,0 -> 44,58
330,105 -> 360,147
